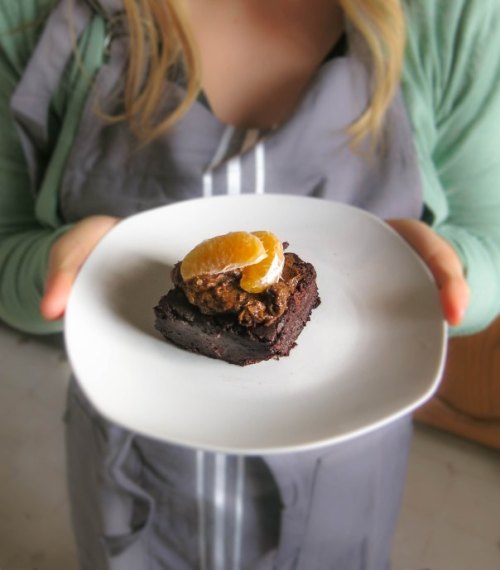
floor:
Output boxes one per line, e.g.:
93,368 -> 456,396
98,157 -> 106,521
0,322 -> 499,570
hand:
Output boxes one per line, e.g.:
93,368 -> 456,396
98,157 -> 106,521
386,219 -> 470,327
40,215 -> 120,321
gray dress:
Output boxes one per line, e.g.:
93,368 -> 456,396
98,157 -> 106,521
11,1 -> 424,568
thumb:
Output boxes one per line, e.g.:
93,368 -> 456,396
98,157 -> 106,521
40,216 -> 119,320
40,269 -> 77,321
387,219 -> 470,326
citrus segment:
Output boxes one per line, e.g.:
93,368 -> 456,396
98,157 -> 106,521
180,231 -> 267,280
240,231 -> 285,293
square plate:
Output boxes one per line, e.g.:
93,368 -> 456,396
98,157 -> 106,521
65,195 -> 447,454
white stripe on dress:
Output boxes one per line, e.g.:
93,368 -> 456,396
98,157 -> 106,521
227,157 -> 242,195
196,450 -> 208,570
255,141 -> 266,194
232,456 -> 245,570
203,171 -> 213,198
214,453 -> 227,570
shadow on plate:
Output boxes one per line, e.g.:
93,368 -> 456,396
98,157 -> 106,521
105,258 -> 174,340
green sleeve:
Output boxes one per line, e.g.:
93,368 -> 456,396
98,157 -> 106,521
0,1 -> 68,333
0,1 -> 105,334
403,0 -> 500,336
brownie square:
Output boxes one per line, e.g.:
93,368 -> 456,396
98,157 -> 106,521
154,253 -> 320,366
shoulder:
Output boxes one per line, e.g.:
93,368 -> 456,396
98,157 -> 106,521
402,0 -> 500,115
402,0 -> 500,72
402,0 -> 500,34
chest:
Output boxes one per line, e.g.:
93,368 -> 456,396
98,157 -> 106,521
9,0 -> 424,227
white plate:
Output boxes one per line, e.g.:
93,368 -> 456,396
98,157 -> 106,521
65,195 -> 447,454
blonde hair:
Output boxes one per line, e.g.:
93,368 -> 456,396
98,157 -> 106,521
339,0 -> 406,146
111,0 -> 201,141
116,0 -> 405,145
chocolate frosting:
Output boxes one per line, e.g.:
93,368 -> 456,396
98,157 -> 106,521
172,253 -> 303,327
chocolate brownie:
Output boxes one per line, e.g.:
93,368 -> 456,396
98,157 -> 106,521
154,252 -> 320,366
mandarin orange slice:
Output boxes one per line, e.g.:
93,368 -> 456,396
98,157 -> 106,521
180,231 -> 267,280
240,231 -> 285,293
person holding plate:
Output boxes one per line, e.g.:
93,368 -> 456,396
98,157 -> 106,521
0,0 -> 499,568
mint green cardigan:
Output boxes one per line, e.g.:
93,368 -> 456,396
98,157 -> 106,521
1,0 -> 499,335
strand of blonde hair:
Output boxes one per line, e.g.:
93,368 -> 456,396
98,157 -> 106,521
108,0 -> 201,142
340,0 -> 406,146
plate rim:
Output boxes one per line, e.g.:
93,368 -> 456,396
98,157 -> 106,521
65,194 -> 448,454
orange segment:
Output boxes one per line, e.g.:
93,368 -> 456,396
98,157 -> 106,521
180,231 -> 267,280
240,231 -> 285,293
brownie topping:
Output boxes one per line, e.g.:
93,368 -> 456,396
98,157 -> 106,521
172,253 -> 304,326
